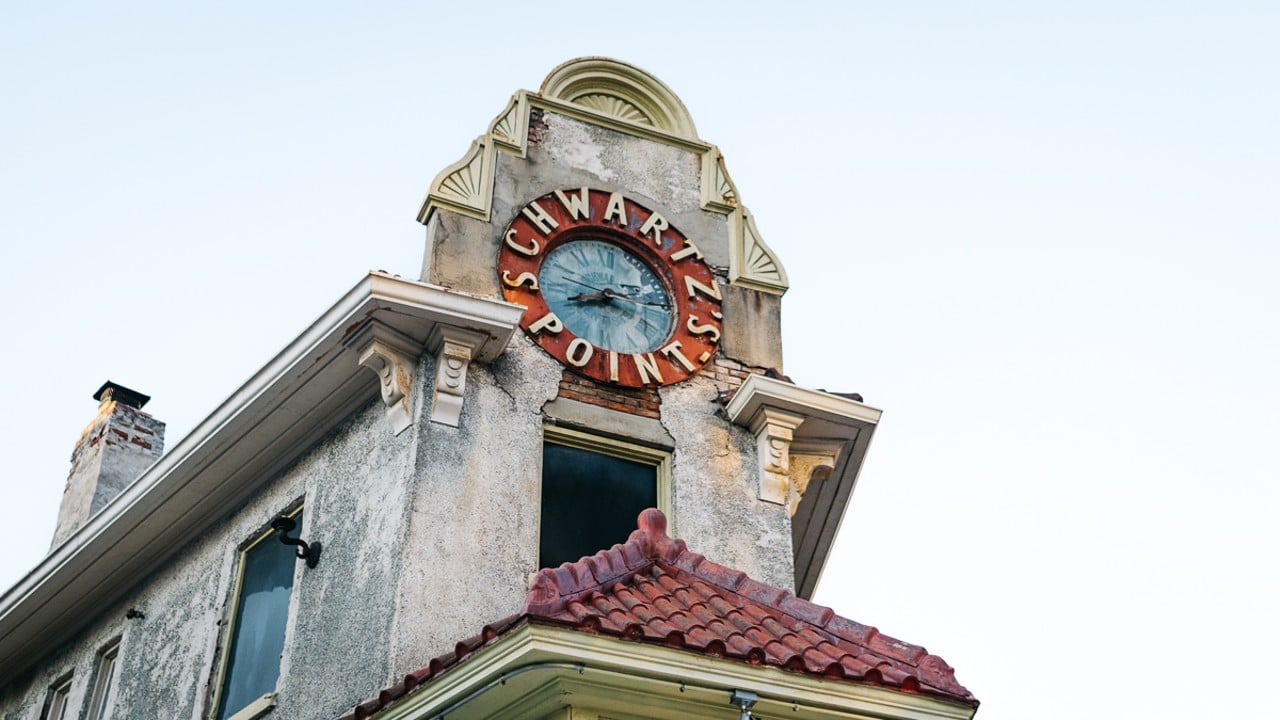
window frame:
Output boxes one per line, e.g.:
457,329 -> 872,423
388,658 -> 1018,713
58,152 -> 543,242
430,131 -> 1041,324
540,425 -> 674,555
206,506 -> 304,720
84,639 -> 120,720
42,674 -> 72,720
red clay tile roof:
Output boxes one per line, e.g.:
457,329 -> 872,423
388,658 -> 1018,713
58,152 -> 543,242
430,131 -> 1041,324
338,509 -> 975,719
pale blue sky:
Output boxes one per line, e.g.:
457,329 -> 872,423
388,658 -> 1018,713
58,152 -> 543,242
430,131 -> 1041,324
2,3 -> 1277,718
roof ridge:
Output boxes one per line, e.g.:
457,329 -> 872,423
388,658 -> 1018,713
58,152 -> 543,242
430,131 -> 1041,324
523,508 -> 686,616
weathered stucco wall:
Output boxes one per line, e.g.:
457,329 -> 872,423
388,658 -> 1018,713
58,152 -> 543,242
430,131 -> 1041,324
1,399 -> 419,720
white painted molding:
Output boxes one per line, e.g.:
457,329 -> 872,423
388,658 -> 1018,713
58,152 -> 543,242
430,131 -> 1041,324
726,374 -> 883,429
351,322 -> 421,435
788,440 -> 843,517
0,272 -> 523,684
748,408 -> 806,505
425,326 -> 488,427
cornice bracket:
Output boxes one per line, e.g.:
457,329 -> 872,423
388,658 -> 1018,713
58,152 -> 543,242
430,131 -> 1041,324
425,327 -> 488,427
788,441 -> 843,517
748,408 -> 806,505
351,322 -> 421,435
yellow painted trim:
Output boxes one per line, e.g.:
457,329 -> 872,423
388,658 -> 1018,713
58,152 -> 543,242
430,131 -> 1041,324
529,96 -> 710,154
418,137 -> 497,224
372,624 -> 974,720
541,425 -> 673,534
225,693 -> 276,720
206,507 -> 302,720
539,57 -> 699,140
727,206 -> 789,295
699,146 -> 739,214
488,92 -> 530,158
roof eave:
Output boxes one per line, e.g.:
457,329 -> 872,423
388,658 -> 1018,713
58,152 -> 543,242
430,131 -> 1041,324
364,623 -> 975,720
0,272 -> 523,684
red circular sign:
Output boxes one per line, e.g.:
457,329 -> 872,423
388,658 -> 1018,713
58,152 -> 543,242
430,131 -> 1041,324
497,189 -> 723,387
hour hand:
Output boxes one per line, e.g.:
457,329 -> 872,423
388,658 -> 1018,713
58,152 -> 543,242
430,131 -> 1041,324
569,290 -> 609,303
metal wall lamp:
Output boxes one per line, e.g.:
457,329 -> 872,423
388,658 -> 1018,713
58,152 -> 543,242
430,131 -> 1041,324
729,690 -> 758,720
271,515 -> 321,568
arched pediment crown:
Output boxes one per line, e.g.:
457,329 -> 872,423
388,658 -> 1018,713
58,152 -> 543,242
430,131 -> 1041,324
539,57 -> 698,140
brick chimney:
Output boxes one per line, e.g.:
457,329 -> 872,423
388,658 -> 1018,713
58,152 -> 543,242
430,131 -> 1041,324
51,381 -> 165,548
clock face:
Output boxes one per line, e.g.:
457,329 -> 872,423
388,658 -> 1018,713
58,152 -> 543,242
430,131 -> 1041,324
539,239 -> 674,354
497,188 -> 723,388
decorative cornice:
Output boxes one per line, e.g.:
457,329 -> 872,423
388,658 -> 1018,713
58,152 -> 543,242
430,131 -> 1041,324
539,57 -> 698,139
699,145 -> 739,213
487,92 -> 529,157
418,137 -> 496,223
728,206 -> 789,295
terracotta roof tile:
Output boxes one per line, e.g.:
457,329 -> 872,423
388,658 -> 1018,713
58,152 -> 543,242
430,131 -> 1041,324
336,509 -> 975,719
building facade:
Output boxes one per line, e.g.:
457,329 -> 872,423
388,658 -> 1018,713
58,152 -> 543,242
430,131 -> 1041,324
0,58 -> 975,720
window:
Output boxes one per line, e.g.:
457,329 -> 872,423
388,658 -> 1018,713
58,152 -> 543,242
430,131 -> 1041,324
211,511 -> 303,720
539,427 -> 670,568
86,642 -> 120,720
42,677 -> 71,720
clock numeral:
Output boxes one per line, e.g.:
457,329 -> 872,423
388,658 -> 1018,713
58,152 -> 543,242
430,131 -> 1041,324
501,271 -> 539,291
608,351 -> 620,382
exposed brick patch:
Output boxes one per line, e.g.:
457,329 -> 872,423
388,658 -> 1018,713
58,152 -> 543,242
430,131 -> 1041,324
557,371 -> 661,419
557,356 -> 771,418
706,354 -> 769,394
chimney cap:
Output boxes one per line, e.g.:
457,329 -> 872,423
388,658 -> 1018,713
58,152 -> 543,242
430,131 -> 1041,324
93,381 -> 150,409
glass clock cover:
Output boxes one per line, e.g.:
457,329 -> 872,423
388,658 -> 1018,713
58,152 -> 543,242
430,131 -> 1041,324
539,239 -> 674,354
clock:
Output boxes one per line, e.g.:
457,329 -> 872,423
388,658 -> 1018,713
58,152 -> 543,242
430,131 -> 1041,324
497,188 -> 723,387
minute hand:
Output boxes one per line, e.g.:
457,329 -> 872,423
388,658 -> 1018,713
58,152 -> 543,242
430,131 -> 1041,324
609,292 -> 670,308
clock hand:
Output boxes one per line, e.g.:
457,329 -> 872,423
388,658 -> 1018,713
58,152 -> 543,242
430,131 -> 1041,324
562,276 -> 668,307
606,292 -> 670,308
568,290 -> 609,303
562,276 -> 608,293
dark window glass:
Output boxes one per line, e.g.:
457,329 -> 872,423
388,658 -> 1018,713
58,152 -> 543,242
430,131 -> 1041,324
217,520 -> 297,720
540,443 -> 657,568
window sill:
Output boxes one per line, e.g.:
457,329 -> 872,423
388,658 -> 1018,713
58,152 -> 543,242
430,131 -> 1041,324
226,693 -> 276,720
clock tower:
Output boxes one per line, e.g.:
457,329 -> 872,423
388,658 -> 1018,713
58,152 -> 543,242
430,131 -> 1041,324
0,56 -> 976,720
377,57 -> 881,667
